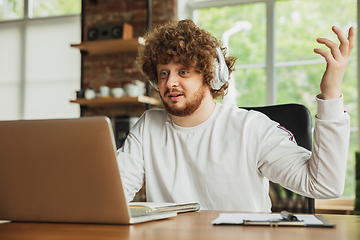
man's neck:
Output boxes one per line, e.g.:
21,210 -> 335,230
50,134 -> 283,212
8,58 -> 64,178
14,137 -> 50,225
170,93 -> 216,127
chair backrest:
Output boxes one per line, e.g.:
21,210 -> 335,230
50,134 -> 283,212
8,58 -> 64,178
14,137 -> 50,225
241,103 -> 315,214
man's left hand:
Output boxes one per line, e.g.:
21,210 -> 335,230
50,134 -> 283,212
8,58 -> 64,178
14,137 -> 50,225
314,26 -> 355,100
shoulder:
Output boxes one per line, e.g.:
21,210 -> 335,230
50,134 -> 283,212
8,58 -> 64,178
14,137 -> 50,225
130,108 -> 167,134
215,103 -> 278,136
142,108 -> 167,121
218,103 -> 273,124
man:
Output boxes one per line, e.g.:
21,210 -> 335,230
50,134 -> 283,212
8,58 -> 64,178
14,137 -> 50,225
117,19 -> 355,212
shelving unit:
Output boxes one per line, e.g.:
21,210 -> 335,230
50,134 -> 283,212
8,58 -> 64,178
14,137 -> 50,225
70,96 -> 161,107
70,36 -> 158,109
70,37 -> 144,55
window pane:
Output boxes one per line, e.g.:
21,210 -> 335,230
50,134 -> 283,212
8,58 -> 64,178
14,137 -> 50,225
343,60 -> 358,129
195,3 -> 266,65
277,60 -> 358,127
24,81 -> 79,119
32,0 -> 81,18
235,68 -> 266,107
0,84 -> 20,120
277,64 -> 322,118
0,0 -> 23,20
0,21 -> 22,120
24,15 -> 81,119
276,0 -> 357,62
194,3 -> 266,106
0,22 -> 22,84
25,16 -> 81,83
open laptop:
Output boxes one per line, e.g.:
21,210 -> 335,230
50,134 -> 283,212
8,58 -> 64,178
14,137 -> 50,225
0,116 -> 176,224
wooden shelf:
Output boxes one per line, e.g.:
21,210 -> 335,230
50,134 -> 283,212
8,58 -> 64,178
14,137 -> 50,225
70,96 -> 161,107
70,37 -> 144,55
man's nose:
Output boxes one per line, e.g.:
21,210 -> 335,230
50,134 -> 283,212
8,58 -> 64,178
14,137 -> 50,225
166,72 -> 180,88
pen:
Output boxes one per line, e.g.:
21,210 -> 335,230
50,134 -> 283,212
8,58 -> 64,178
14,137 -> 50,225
280,210 -> 298,221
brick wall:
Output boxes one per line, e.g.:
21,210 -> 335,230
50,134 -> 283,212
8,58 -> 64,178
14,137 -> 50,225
79,0 -> 177,202
81,0 -> 176,117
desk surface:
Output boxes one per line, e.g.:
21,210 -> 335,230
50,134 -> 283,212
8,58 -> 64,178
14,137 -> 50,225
0,211 -> 359,240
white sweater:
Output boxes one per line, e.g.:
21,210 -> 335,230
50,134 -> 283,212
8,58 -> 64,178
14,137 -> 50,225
117,96 -> 350,212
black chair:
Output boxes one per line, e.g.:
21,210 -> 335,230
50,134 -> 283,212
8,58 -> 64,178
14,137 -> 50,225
242,103 -> 315,214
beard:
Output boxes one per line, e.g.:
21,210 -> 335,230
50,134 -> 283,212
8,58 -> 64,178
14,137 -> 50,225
160,84 -> 206,117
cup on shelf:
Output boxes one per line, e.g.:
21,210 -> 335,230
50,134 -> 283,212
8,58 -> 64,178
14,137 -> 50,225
134,80 -> 146,95
111,87 -> 125,98
84,88 -> 96,99
124,80 -> 146,97
124,83 -> 140,97
99,86 -> 110,97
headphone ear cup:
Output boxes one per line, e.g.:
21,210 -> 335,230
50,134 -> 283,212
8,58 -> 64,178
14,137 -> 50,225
210,58 -> 221,90
210,46 -> 229,90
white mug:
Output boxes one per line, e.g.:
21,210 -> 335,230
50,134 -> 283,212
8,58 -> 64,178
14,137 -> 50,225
84,88 -> 96,99
134,80 -> 146,95
99,86 -> 110,97
124,84 -> 140,97
111,87 -> 124,98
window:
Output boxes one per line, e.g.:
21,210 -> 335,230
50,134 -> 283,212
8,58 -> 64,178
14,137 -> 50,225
0,0 -> 81,19
0,0 -> 81,120
194,2 -> 267,107
32,0 -> 81,18
0,0 -> 24,20
182,0 -> 358,198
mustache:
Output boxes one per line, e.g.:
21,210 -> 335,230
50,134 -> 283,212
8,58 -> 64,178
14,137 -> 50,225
164,88 -> 185,96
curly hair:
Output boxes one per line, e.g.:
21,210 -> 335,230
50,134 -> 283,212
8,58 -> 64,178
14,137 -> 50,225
136,19 -> 236,99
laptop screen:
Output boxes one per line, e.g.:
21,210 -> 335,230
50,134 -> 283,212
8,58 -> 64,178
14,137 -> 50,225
0,117 -> 132,224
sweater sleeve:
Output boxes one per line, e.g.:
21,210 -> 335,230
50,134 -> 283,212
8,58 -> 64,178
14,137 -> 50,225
258,95 -> 350,199
116,115 -> 146,202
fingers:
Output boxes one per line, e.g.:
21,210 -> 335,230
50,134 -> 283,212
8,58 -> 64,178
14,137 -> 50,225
316,37 -> 341,60
333,26 -> 349,56
314,26 -> 355,61
347,26 -> 355,53
315,26 -> 355,100
313,48 -> 335,64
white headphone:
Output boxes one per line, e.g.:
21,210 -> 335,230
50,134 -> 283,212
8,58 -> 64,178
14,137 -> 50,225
149,77 -> 159,91
150,46 -> 229,91
210,46 -> 229,90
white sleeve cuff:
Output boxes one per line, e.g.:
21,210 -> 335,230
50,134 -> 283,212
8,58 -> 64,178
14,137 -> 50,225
316,94 -> 345,120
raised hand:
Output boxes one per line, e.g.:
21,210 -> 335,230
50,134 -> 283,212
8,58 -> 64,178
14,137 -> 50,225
314,26 -> 355,100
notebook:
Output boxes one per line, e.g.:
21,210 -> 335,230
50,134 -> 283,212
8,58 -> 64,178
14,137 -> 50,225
0,116 -> 176,224
129,202 -> 200,213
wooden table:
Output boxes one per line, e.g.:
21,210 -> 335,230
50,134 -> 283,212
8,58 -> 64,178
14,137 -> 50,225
0,211 -> 359,240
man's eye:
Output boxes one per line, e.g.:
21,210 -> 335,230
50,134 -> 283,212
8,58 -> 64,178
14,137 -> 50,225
180,70 -> 189,75
159,71 -> 168,78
